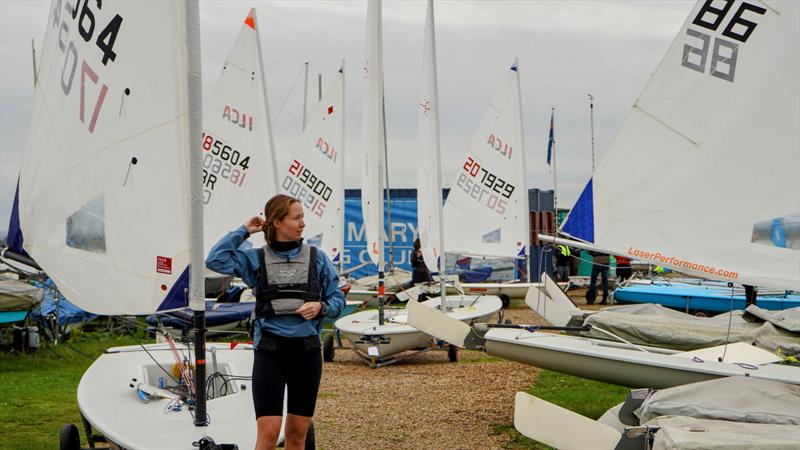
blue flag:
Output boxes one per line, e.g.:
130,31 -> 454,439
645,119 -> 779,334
546,109 -> 555,165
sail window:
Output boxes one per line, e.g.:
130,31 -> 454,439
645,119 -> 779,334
482,228 -> 501,244
66,197 -> 107,253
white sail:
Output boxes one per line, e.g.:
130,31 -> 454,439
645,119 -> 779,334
417,0 -> 443,274
280,65 -> 345,264
562,0 -> 800,291
443,62 -> 529,261
361,0 -> 386,267
17,1 -> 197,315
202,8 -> 277,256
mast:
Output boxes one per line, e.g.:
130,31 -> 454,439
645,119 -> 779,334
383,97 -> 394,272
339,61 -> 346,274
514,57 -> 531,283
362,0 -> 387,325
31,39 -> 37,87
588,93 -> 596,174
184,0 -> 207,427
551,107 -> 558,219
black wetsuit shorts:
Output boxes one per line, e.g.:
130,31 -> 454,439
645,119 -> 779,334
252,334 -> 322,418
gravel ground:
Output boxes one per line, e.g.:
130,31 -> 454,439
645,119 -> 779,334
314,308 -> 544,450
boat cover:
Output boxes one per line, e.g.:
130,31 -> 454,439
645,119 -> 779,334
145,300 -> 254,330
0,279 -> 43,312
29,279 -> 97,331
648,416 -> 799,450
745,304 -> 800,333
582,305 -> 800,356
638,376 -> 800,425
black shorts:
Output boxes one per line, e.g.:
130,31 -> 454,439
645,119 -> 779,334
252,336 -> 322,418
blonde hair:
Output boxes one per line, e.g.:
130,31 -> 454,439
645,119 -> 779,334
263,194 -> 300,243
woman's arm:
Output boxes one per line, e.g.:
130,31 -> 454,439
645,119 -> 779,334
316,251 -> 345,319
205,224 -> 260,287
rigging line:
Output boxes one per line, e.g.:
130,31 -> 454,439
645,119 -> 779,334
138,343 -> 180,386
589,325 -> 651,353
721,283 -> 737,362
633,104 -> 699,146
271,62 -> 307,127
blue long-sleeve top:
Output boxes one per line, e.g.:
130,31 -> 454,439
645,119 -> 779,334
205,225 -> 344,339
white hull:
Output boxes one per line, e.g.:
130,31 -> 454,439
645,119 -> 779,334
77,343 -> 273,449
335,295 -> 501,359
484,328 -> 800,389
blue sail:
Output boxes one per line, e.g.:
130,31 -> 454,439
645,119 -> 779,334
561,179 -> 594,243
7,179 -> 29,257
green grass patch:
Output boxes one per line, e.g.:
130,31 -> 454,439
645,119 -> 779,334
0,331 -> 144,450
491,369 -> 630,449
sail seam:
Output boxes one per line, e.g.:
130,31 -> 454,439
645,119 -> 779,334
633,104 -> 699,146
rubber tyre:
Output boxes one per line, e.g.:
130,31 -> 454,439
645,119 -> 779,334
693,311 -> 710,318
322,333 -> 335,362
305,421 -> 316,450
59,423 -> 80,450
504,318 -> 513,325
447,344 -> 458,362
418,293 -> 430,301
498,294 -> 511,309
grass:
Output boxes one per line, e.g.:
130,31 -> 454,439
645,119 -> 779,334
492,369 -> 630,449
2,331 -> 630,450
0,330 -> 143,450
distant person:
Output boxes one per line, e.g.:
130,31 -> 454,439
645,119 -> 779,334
206,194 -> 345,450
586,251 -> 610,305
615,255 -> 632,283
410,238 -> 433,284
554,245 -> 571,282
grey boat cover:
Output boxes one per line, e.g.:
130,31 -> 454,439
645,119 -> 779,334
0,279 -> 43,312
648,416 -> 799,450
582,305 -> 800,356
745,304 -> 800,333
638,376 -> 800,425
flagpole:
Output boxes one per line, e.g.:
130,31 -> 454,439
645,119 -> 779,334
551,107 -> 558,216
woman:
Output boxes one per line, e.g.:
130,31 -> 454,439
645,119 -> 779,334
206,194 -> 344,450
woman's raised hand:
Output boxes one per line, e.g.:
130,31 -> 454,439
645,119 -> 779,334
244,215 -> 266,235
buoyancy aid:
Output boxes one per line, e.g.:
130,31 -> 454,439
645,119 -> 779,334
254,244 -> 321,318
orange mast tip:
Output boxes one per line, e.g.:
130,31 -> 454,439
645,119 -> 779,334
245,9 -> 256,29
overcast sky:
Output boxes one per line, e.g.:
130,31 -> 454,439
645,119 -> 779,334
0,0 -> 694,238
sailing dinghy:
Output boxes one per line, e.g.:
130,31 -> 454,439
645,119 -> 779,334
16,3 -> 296,448
334,0 -> 502,368
410,0 -> 800,391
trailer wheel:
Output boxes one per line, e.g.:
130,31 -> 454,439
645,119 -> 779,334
499,294 -> 511,309
59,423 -> 80,450
447,344 -> 458,362
693,311 -> 710,318
323,333 -> 335,362
504,318 -> 513,325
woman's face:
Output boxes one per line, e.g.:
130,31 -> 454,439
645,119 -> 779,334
274,201 -> 305,242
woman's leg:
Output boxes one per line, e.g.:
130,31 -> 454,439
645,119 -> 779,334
255,416 -> 283,450
253,349 -> 288,450
284,347 -> 323,449
283,414 -> 313,450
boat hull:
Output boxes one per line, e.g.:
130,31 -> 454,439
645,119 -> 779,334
77,343 -> 267,449
484,329 -> 800,389
336,295 -> 502,358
